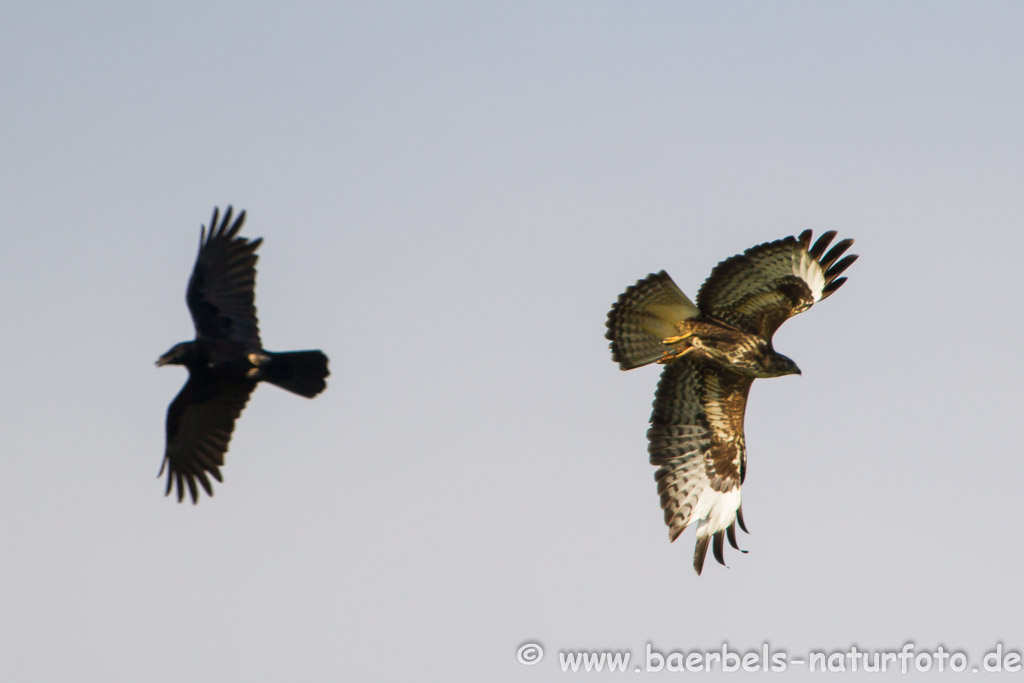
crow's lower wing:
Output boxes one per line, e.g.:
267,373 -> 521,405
160,372 -> 254,503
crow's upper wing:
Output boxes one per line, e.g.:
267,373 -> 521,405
696,231 -> 856,340
186,206 -> 262,347
160,372 -> 254,503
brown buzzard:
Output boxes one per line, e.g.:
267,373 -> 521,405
606,231 -> 856,574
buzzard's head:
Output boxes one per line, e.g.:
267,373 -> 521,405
762,351 -> 801,378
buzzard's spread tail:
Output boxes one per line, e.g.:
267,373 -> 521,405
606,271 -> 700,370
261,350 -> 330,398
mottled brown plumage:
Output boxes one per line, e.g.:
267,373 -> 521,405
607,230 -> 856,574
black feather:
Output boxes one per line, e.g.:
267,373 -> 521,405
726,522 -> 739,549
820,238 -> 854,269
726,522 -> 749,554
712,531 -> 726,566
808,230 -> 837,259
185,474 -> 198,503
197,471 -> 214,497
693,536 -> 710,575
821,276 -> 848,299
798,229 -> 813,250
825,254 -> 858,281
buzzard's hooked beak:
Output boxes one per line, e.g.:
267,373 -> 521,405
771,352 -> 801,377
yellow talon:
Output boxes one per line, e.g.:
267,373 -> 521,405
662,332 -> 693,345
657,346 -> 693,364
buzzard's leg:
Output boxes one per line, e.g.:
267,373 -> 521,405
657,345 -> 693,364
662,332 -> 693,345
659,332 -> 695,364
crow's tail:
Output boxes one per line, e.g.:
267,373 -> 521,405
263,350 -> 330,398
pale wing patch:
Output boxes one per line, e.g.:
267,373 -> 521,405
692,487 -> 741,539
793,248 -> 826,302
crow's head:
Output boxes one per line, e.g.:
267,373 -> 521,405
156,341 -> 196,367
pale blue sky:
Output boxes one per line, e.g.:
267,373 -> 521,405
2,2 -> 1023,680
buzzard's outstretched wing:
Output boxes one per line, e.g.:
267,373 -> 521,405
648,358 -> 752,574
160,374 -> 255,503
606,271 -> 700,370
186,206 -> 263,347
696,230 -> 856,339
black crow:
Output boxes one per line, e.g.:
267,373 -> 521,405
156,206 -> 329,503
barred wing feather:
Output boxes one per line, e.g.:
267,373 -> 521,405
696,230 -> 856,339
648,358 -> 752,574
